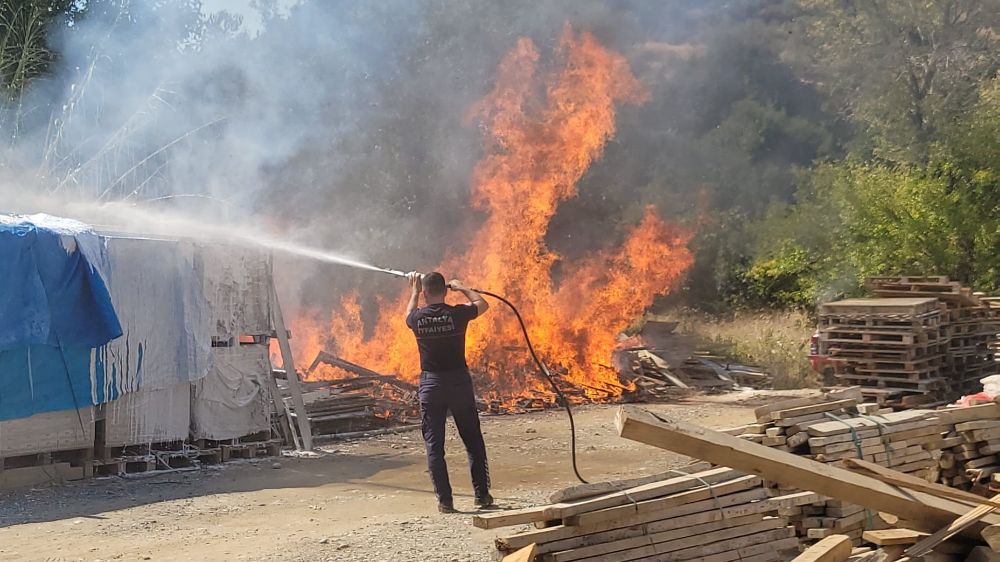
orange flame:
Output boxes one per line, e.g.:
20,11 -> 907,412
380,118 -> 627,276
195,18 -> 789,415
291,26 -> 693,407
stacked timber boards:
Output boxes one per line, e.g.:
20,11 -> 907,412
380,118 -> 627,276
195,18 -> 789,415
731,388 -> 941,544
477,467 -> 807,562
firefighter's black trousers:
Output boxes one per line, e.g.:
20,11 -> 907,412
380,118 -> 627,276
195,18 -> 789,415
418,370 -> 490,505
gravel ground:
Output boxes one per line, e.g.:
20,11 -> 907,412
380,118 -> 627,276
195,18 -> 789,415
0,392 -> 816,562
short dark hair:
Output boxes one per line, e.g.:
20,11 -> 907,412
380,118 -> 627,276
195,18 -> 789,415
423,271 -> 447,297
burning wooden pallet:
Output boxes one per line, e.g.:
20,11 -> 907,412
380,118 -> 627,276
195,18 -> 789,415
282,351 -> 421,437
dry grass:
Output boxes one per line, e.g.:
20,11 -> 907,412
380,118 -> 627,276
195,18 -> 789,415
669,308 -> 820,390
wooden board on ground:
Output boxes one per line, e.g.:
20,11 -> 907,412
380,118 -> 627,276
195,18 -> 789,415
754,387 -> 863,422
502,544 -> 537,562
861,529 -> 928,545
792,535 -> 852,562
547,463 -> 712,503
614,405 -> 1000,537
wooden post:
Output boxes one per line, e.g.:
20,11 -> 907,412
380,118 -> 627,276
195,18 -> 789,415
270,281 -> 313,451
615,405 -> 1000,538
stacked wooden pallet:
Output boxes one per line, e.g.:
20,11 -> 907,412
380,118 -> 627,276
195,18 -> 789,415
818,297 -> 949,405
477,467 -> 812,562
868,276 -> 1000,397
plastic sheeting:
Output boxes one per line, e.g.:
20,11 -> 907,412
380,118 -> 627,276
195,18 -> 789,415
196,245 -> 271,340
0,214 -> 121,350
104,383 -> 190,447
98,237 -> 213,397
191,345 -> 271,440
0,214 -> 122,421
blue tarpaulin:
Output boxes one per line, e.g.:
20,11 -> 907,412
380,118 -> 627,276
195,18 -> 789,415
0,214 -> 123,421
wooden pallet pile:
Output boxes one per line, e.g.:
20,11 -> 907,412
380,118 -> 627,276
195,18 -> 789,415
479,466 -> 812,562
818,297 -> 950,405
868,276 -> 1000,397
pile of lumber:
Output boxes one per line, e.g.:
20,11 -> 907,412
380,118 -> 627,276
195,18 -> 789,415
934,404 -> 1000,493
478,466 -> 811,562
867,276 -> 1000,398
725,388 -> 943,544
818,297 -> 950,405
616,405 -> 1000,562
730,387 -> 864,454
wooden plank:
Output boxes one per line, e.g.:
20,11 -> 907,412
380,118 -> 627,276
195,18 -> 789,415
935,405 -> 1000,426
547,515 -> 772,562
474,506 -> 551,530
502,544 -> 537,562
568,526 -> 794,562
861,529 -> 928,546
614,406 -> 1000,537
269,281 -> 313,451
807,425 -> 940,448
565,483 -> 766,528
547,463 -> 713,503
772,400 -> 858,421
680,538 -> 800,562
981,524 -> 1000,552
805,412 -> 936,437
499,496 -> 777,553
754,388 -> 863,421
545,467 -> 744,521
638,350 -> 690,389
956,421 -> 1000,432
792,535 -> 852,562
904,492 -> 1000,557
841,459 -> 1000,508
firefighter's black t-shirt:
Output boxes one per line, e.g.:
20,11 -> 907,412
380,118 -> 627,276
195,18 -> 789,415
406,303 -> 479,373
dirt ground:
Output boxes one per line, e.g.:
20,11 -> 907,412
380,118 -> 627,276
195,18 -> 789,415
0,391 -> 816,562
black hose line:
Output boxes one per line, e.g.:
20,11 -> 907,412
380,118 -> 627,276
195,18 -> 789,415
473,289 -> 588,484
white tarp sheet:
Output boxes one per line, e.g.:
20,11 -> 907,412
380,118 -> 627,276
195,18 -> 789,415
99,237 -> 213,395
191,344 -> 271,440
195,245 -> 271,340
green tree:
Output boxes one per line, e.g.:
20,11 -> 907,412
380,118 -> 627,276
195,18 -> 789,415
792,0 -> 1000,163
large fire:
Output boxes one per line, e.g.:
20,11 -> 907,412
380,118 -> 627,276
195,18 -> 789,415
291,26 -> 693,407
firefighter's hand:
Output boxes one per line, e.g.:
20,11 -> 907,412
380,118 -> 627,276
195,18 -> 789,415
448,279 -> 466,291
407,271 -> 422,294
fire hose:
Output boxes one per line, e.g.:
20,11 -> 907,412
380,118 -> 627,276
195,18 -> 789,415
472,288 -> 588,485
377,267 -> 588,484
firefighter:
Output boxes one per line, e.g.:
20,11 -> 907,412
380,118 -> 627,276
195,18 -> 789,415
405,271 -> 493,513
